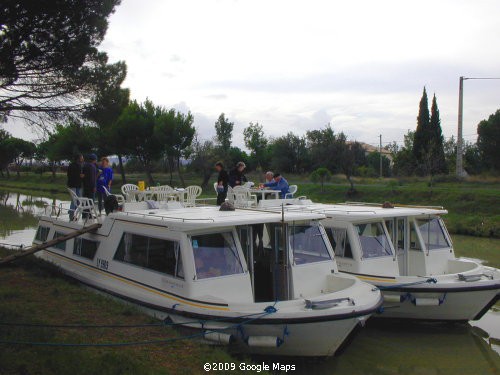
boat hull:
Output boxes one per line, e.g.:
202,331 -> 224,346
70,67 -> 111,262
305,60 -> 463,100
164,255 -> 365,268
380,287 -> 499,321
36,248 -> 382,356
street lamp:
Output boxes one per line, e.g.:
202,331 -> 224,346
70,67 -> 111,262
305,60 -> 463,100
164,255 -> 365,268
456,76 -> 500,177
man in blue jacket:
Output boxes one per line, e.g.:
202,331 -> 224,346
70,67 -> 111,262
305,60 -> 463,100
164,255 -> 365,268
263,173 -> 290,198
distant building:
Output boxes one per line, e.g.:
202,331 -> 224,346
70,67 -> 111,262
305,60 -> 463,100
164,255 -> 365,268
347,141 -> 393,164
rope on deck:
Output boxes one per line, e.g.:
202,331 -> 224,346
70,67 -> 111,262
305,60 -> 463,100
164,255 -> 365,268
374,277 -> 437,291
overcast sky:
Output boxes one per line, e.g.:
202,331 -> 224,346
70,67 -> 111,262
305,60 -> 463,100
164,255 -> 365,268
6,0 -> 500,148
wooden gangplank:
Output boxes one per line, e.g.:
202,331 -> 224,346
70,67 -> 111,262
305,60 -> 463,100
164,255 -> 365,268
0,223 -> 102,266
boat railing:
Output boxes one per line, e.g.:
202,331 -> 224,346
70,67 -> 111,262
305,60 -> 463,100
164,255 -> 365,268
42,203 -> 216,223
341,201 -> 445,210
118,210 -> 216,223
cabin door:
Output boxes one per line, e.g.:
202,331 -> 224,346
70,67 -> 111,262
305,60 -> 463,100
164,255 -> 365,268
238,226 -> 255,296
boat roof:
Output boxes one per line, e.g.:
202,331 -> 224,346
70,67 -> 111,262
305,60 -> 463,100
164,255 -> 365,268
111,206 -> 326,230
275,202 -> 447,221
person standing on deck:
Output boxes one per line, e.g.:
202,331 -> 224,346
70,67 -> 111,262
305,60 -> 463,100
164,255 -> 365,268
67,154 -> 84,221
82,154 -> 98,217
263,173 -> 290,198
215,162 -> 229,206
96,157 -> 113,214
228,161 -> 247,188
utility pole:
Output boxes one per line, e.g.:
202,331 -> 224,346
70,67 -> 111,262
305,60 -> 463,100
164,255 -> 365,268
456,76 -> 467,178
456,76 -> 500,178
379,134 -> 383,178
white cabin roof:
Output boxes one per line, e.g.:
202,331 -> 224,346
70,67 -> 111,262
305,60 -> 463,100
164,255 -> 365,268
110,206 -> 326,230
276,202 -> 447,221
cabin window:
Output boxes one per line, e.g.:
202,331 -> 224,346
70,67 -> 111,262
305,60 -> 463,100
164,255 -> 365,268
114,233 -> 183,279
73,238 -> 99,260
191,232 -> 243,279
289,225 -> 332,264
417,218 -> 450,250
52,232 -> 66,251
355,222 -> 393,258
410,222 -> 421,250
326,228 -> 353,259
35,226 -> 50,242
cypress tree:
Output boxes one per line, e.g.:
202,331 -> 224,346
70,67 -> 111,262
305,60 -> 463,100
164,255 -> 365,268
429,94 -> 448,174
413,87 -> 431,166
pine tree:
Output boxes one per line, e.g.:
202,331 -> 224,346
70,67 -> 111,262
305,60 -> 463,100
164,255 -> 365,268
413,87 -> 431,168
429,94 -> 448,174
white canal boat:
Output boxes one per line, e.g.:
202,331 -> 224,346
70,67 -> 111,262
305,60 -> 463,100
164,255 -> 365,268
261,199 -> 500,321
33,202 -> 382,356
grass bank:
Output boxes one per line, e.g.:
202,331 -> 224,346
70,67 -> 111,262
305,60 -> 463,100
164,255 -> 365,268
452,235 -> 500,268
1,172 -> 499,237
0,248 -> 261,375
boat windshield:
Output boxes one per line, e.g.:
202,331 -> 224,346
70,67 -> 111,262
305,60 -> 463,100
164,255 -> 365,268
416,217 -> 450,250
355,222 -> 393,258
192,232 -> 244,279
289,224 -> 332,265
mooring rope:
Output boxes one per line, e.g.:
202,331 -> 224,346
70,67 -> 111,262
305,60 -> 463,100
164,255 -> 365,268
0,306 -> 279,347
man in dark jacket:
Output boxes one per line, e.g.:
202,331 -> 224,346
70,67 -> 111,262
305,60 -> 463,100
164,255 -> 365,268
67,154 -> 83,220
228,161 -> 248,188
215,162 -> 229,205
82,154 -> 98,217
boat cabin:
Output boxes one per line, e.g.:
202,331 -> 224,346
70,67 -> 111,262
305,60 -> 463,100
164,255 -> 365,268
314,204 -> 458,277
34,205 -> 340,306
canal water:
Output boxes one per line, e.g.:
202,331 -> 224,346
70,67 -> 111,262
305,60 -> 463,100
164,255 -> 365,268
0,190 -> 498,374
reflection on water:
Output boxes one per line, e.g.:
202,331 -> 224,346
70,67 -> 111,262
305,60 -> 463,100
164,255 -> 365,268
281,318 -> 500,375
0,190 -> 498,374
0,190 -> 67,248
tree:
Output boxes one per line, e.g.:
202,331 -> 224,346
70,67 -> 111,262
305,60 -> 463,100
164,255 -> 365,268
269,133 -> 308,173
113,99 -> 163,185
413,89 -> 447,176
339,139 -> 365,193
85,83 -> 130,183
443,135 -> 457,173
392,130 -> 416,176
155,109 -> 195,186
243,122 -> 268,170
366,152 -> 391,177
306,125 -> 343,173
428,94 -> 447,174
0,130 -> 36,178
188,137 -> 218,188
413,87 -> 431,170
7,138 -> 36,177
214,113 -> 234,163
0,0 -> 126,125
310,167 -> 332,192
477,109 -> 500,172
41,121 -> 97,179
0,130 -> 15,177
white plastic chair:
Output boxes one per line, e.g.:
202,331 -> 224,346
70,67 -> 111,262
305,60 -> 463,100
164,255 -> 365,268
184,185 -> 202,207
226,186 -> 235,205
285,185 -> 298,199
242,181 -> 254,188
233,186 -> 258,208
151,185 -> 175,202
121,184 -> 139,202
102,186 -> 125,204
67,188 -> 97,221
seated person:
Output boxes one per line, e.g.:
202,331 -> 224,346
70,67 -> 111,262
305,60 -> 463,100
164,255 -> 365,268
262,173 -> 290,198
264,171 -> 274,183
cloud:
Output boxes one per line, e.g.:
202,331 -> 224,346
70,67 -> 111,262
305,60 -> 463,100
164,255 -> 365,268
204,94 -> 227,100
